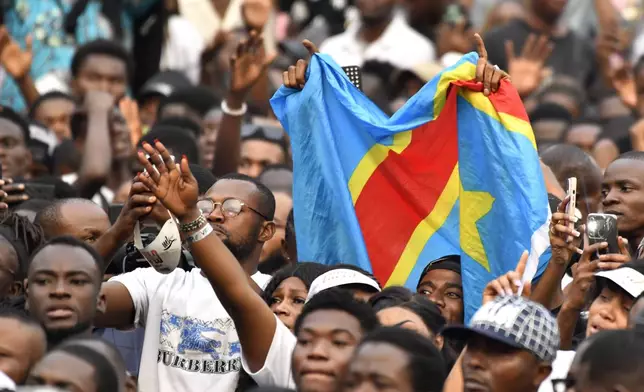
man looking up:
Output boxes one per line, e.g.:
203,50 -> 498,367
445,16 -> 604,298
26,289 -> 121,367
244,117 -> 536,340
95,170 -> 275,391
26,236 -> 106,348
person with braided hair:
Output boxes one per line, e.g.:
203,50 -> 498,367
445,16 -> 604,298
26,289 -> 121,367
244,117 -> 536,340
0,210 -> 45,300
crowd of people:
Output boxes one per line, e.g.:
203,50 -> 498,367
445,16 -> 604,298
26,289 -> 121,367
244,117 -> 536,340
0,0 -> 641,391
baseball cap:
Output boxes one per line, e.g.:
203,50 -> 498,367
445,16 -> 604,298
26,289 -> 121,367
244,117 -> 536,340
595,264 -> 644,298
442,296 -> 560,363
306,269 -> 381,302
137,71 -> 192,102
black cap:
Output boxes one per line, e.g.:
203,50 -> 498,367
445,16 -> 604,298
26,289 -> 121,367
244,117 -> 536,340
138,71 -> 193,102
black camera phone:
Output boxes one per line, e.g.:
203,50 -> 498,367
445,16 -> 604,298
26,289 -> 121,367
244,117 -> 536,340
24,183 -> 55,201
587,213 -> 619,255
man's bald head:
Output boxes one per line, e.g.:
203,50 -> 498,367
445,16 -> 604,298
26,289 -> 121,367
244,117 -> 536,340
35,198 -> 111,243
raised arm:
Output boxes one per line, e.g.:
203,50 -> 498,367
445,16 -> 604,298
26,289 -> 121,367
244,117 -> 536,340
137,141 -> 278,372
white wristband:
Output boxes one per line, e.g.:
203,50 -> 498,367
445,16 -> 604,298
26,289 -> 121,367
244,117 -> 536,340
186,223 -> 214,245
221,100 -> 248,117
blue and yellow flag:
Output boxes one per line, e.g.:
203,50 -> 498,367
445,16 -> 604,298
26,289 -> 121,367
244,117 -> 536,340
271,53 -> 551,319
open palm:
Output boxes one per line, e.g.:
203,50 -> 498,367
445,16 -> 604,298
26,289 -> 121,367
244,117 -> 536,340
137,142 -> 199,219
0,28 -> 32,80
229,31 -> 274,96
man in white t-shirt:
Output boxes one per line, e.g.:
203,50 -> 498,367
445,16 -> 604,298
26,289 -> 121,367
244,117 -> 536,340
96,174 -> 274,392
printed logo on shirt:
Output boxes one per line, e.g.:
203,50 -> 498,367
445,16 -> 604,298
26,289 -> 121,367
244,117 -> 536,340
158,311 -> 242,374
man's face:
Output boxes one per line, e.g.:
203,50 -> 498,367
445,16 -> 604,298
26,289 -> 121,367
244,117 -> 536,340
260,191 -> 292,263
601,159 -> 644,235
0,317 -> 46,384
530,0 -> 568,24
586,283 -> 633,337
202,179 -> 270,262
0,118 -> 31,179
402,0 -> 449,26
72,54 -> 127,103
462,335 -> 550,392
26,244 -> 104,338
0,239 -> 20,299
565,124 -> 601,154
356,0 -> 396,25
26,351 -> 98,392
417,268 -> 464,324
239,140 -> 286,178
344,342 -> 414,392
292,309 -> 365,392
34,98 -> 76,142
53,203 -> 111,243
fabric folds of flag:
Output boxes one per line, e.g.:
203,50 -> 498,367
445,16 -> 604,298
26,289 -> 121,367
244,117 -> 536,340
271,52 -> 551,319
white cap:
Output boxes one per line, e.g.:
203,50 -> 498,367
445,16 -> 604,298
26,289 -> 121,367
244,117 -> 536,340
0,370 -> 15,390
596,267 -> 644,298
306,269 -> 381,302
134,218 -> 183,274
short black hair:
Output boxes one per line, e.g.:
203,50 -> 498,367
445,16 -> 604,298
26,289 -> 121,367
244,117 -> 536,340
357,327 -> 447,392
28,91 -> 76,119
258,164 -> 293,196
139,125 -> 200,164
217,173 -> 276,220
157,86 -> 221,117
35,198 -> 98,239
401,295 -> 446,335
577,329 -> 644,389
55,343 -> 120,392
71,39 -> 133,79
540,144 -> 602,194
294,288 -> 380,335
0,105 -> 30,144
29,236 -> 104,278
615,150 -> 644,162
369,286 -> 413,312
262,262 -> 329,303
59,336 -> 126,380
155,116 -> 202,139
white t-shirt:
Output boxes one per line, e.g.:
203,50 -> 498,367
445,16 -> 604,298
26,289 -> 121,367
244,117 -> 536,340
538,350 -> 576,392
242,315 -> 297,389
110,267 -> 271,392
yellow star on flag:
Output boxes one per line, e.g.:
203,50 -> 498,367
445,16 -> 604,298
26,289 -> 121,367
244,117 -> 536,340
460,185 -> 495,271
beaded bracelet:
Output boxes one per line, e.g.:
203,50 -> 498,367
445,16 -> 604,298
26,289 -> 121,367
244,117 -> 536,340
179,214 -> 207,233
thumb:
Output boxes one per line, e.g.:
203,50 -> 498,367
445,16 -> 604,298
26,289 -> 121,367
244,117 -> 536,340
302,39 -> 319,57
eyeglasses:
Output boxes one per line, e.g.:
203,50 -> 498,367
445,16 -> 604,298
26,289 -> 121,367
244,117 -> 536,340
197,198 -> 268,220
551,378 -> 575,392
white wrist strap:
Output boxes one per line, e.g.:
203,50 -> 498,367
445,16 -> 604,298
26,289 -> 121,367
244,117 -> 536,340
221,100 -> 248,117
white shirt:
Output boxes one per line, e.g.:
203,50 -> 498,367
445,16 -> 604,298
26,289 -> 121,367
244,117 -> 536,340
61,173 -> 114,207
319,14 -> 436,70
110,267 -> 271,392
161,16 -> 206,85
0,370 -> 15,391
242,315 -> 297,389
538,350 -> 576,392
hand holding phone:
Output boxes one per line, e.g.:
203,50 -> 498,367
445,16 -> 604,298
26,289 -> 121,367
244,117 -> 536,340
587,213 -> 620,255
565,177 -> 577,243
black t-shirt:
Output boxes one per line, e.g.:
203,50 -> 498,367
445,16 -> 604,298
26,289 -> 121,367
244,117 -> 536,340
482,19 -> 605,101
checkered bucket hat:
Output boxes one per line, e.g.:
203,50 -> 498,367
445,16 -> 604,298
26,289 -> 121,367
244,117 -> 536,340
443,295 -> 560,363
